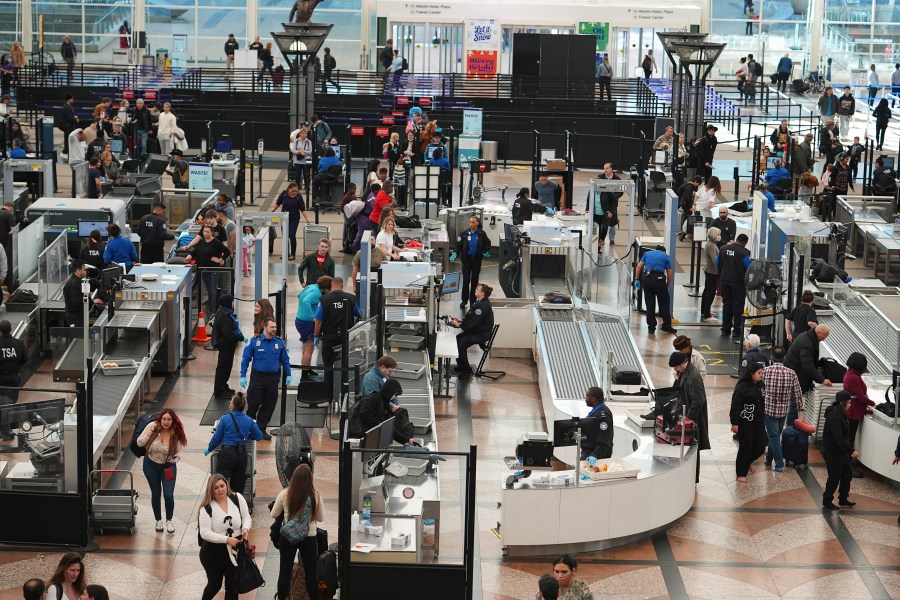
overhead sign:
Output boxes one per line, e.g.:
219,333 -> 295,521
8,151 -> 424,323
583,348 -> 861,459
189,163 -> 213,191
382,115 -> 395,124
465,19 -> 501,78
350,126 -> 365,137
376,127 -> 390,137
396,96 -> 410,105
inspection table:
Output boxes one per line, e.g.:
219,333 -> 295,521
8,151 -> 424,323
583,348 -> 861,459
433,328 -> 458,398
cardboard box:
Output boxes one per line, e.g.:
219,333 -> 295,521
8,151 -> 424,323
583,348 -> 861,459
546,159 -> 567,171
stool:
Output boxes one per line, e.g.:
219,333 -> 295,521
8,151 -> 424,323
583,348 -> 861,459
474,324 -> 505,380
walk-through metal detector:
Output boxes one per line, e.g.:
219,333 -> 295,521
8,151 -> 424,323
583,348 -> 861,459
585,178 -> 636,299
235,211 -> 291,332
3,158 -> 55,202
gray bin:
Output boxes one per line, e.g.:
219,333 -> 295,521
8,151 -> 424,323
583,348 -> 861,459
480,141 -> 499,168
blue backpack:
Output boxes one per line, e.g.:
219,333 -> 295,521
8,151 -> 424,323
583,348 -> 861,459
130,412 -> 158,458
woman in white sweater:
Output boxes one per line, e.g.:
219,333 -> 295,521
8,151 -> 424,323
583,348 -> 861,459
136,409 -> 186,533
198,474 -> 252,600
156,102 -> 177,155
375,216 -> 402,260
271,464 -> 324,600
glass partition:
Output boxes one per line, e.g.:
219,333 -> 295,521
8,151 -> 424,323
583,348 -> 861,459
16,215 -> 45,286
39,231 -> 70,303
0,392 -> 77,495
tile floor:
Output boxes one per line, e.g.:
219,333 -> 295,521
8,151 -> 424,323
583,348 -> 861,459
0,149 -> 897,600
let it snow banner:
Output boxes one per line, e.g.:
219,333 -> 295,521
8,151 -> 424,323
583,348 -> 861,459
465,19 -> 501,78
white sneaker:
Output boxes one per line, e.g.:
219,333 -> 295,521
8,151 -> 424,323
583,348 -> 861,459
166,520 -> 175,533
155,520 -> 163,532
703,317 -> 719,323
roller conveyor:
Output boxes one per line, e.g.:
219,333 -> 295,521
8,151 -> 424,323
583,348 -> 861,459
817,314 -> 891,376
541,321 -> 599,400
586,317 -> 648,374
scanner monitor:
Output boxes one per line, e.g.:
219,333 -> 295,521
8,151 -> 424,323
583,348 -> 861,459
653,150 -> 667,165
425,144 -> 441,162
880,155 -> 895,170
363,416 -> 396,464
77,220 -> 110,238
766,155 -> 780,170
215,138 -> 232,154
440,272 -> 460,295
553,417 -> 599,449
109,139 -> 124,154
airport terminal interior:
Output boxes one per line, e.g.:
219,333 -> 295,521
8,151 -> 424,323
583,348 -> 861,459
0,1 -> 899,599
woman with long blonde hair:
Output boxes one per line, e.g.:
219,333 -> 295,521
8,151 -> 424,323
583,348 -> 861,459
198,474 -> 252,600
271,464 -> 323,600
375,216 -> 403,260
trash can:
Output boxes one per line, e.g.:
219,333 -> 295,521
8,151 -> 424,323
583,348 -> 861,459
155,49 -> 168,70
481,140 -> 499,169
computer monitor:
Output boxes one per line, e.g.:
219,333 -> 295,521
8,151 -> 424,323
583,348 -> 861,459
766,156 -> 780,170
425,144 -> 440,162
109,139 -> 124,154
329,145 -> 342,159
553,417 -> 598,449
77,220 -> 110,238
215,138 -> 232,154
101,264 -> 125,290
653,150 -> 667,165
3,398 -> 66,431
363,416 -> 396,451
440,272 -> 460,295
880,155 -> 895,170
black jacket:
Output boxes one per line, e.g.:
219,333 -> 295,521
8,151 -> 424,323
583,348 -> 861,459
695,134 -> 717,166
782,328 -> 824,392
821,404 -> 853,460
61,103 -> 78,129
677,182 -> 696,212
710,216 -> 736,247
454,227 -> 490,264
80,243 -> 106,270
511,195 -> 546,225
581,404 -> 614,460
348,380 -> 406,444
224,40 -> 239,56
717,241 -> 750,285
0,335 -> 27,376
730,380 -> 765,425
212,307 -> 243,350
132,106 -> 151,132
739,348 -> 768,379
137,213 -> 175,247
873,103 -> 892,126
460,298 -> 493,336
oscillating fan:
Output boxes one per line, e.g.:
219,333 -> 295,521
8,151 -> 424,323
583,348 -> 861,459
275,422 -> 315,487
744,258 -> 782,310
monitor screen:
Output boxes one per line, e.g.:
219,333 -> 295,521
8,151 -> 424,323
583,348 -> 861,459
425,145 -> 440,162
653,150 -> 667,165
77,220 -> 110,238
215,138 -> 232,153
4,398 -> 66,432
142,153 -> 171,175
881,156 -> 895,170
329,145 -> 341,159
440,272 -> 460,295
109,139 -> 124,154
553,417 -> 598,448
766,156 -> 780,170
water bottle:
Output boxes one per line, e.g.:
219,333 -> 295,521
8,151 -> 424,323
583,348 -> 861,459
361,495 -> 371,520
350,511 -> 360,531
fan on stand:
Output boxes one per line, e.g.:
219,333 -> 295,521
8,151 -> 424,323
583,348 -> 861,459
275,423 -> 315,486
745,258 -> 783,311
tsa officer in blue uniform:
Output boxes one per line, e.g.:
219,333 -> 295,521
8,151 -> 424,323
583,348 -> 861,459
581,386 -> 614,460
240,317 -> 292,440
452,216 -> 491,310
634,246 -> 678,334
203,391 -> 263,493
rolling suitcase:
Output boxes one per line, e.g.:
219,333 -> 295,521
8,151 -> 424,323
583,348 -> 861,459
655,415 -> 695,446
612,366 -> 642,385
781,425 -> 809,467
210,439 -> 257,512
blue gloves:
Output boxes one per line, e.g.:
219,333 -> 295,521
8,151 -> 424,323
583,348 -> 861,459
482,251 -> 491,258
285,375 -> 293,386
203,448 -> 210,456
243,337 -> 249,343
449,251 -> 458,262
314,336 -> 319,348
239,376 -> 247,388
546,208 -> 555,215
634,280 -> 641,290
587,456 -> 598,466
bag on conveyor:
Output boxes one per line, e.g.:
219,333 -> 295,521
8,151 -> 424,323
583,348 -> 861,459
611,366 -> 641,385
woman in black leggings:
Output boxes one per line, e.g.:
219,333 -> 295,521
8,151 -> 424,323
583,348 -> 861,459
198,474 -> 252,600
272,464 -> 324,600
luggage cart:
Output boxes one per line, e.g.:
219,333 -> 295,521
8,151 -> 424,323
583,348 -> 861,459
91,469 -> 138,535
303,224 -> 330,256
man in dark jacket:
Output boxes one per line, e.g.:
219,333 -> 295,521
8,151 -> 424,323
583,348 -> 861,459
453,216 -> 490,310
783,324 -> 833,393
137,203 -> 175,264
580,387 -> 613,460
821,391 -> 859,509
590,162 -> 623,249
670,351 -> 710,483
677,176 -> 701,241
836,86 -> 856,139
60,94 -> 79,156
716,233 -> 751,337
131,98 -> 152,158
710,206 -> 737,248
695,125 -> 718,181
212,294 -> 245,398
349,378 -> 413,445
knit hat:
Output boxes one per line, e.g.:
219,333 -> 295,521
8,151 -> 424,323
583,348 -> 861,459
218,294 -> 234,310
668,351 -> 690,367
672,335 -> 692,351
835,391 -> 851,404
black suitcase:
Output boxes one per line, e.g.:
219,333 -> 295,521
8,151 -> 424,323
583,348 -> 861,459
782,425 -> 809,467
612,366 -> 641,385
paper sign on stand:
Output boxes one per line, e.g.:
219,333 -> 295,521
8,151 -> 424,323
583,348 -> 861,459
189,163 -> 213,190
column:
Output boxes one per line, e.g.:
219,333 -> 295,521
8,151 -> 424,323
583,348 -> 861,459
246,0 -> 259,42
133,0 -> 146,64
22,0 -> 33,53
808,0 -> 823,75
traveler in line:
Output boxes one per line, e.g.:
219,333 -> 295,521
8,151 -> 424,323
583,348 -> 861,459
296,275 -> 332,381
844,352 -> 875,478
198,474 -> 251,600
731,363 -> 767,483
700,226 -> 721,324
44,553 -> 86,600
272,464 -> 323,600
821,391 -> 859,510
137,409 -> 186,533
763,346 -> 803,472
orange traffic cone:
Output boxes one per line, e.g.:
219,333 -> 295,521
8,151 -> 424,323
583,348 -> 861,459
193,311 -> 212,344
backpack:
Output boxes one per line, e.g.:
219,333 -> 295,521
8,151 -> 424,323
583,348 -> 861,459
818,357 -> 847,383
395,214 -> 421,229
325,55 -> 336,70
752,61 -> 763,76
280,498 -> 311,545
393,407 -> 415,442
318,546 -> 339,597
641,56 -> 652,70
176,164 -> 189,186
130,412 -> 158,458
401,57 -> 409,70
198,492 -> 239,546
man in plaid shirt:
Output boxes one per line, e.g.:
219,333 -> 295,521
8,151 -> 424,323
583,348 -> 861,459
763,346 -> 803,472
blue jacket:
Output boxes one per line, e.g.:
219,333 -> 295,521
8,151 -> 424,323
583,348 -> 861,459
764,190 -> 776,212
776,56 -> 792,74
764,167 -> 790,186
103,235 -> 137,268
206,410 -> 263,452
240,334 -> 292,377
296,284 -> 323,322
361,365 -> 387,396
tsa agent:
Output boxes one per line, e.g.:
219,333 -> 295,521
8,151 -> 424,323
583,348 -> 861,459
581,387 -> 613,461
452,216 -> 490,310
634,246 -> 677,334
204,391 -> 263,494
240,318 -> 292,440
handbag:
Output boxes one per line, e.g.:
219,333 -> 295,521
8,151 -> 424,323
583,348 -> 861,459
163,464 -> 175,482
233,540 -> 265,594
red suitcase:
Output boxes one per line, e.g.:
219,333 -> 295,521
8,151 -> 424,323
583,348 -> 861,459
655,415 -> 695,446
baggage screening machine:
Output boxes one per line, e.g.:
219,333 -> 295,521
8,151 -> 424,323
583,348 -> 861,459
3,157 -> 55,209
25,197 -> 129,257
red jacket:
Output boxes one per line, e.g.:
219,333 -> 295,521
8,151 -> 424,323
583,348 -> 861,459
370,190 -> 392,225
843,367 -> 875,421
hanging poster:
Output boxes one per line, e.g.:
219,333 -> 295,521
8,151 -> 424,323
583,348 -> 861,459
465,19 -> 501,78
579,22 -> 610,73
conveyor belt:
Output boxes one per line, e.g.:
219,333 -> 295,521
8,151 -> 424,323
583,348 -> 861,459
539,309 -> 574,322
94,338 -> 151,416
541,321 -> 599,400
818,314 -> 891,376
586,318 -> 646,373
391,349 -> 434,437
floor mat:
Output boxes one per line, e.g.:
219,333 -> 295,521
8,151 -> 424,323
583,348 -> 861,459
199,394 -> 326,429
